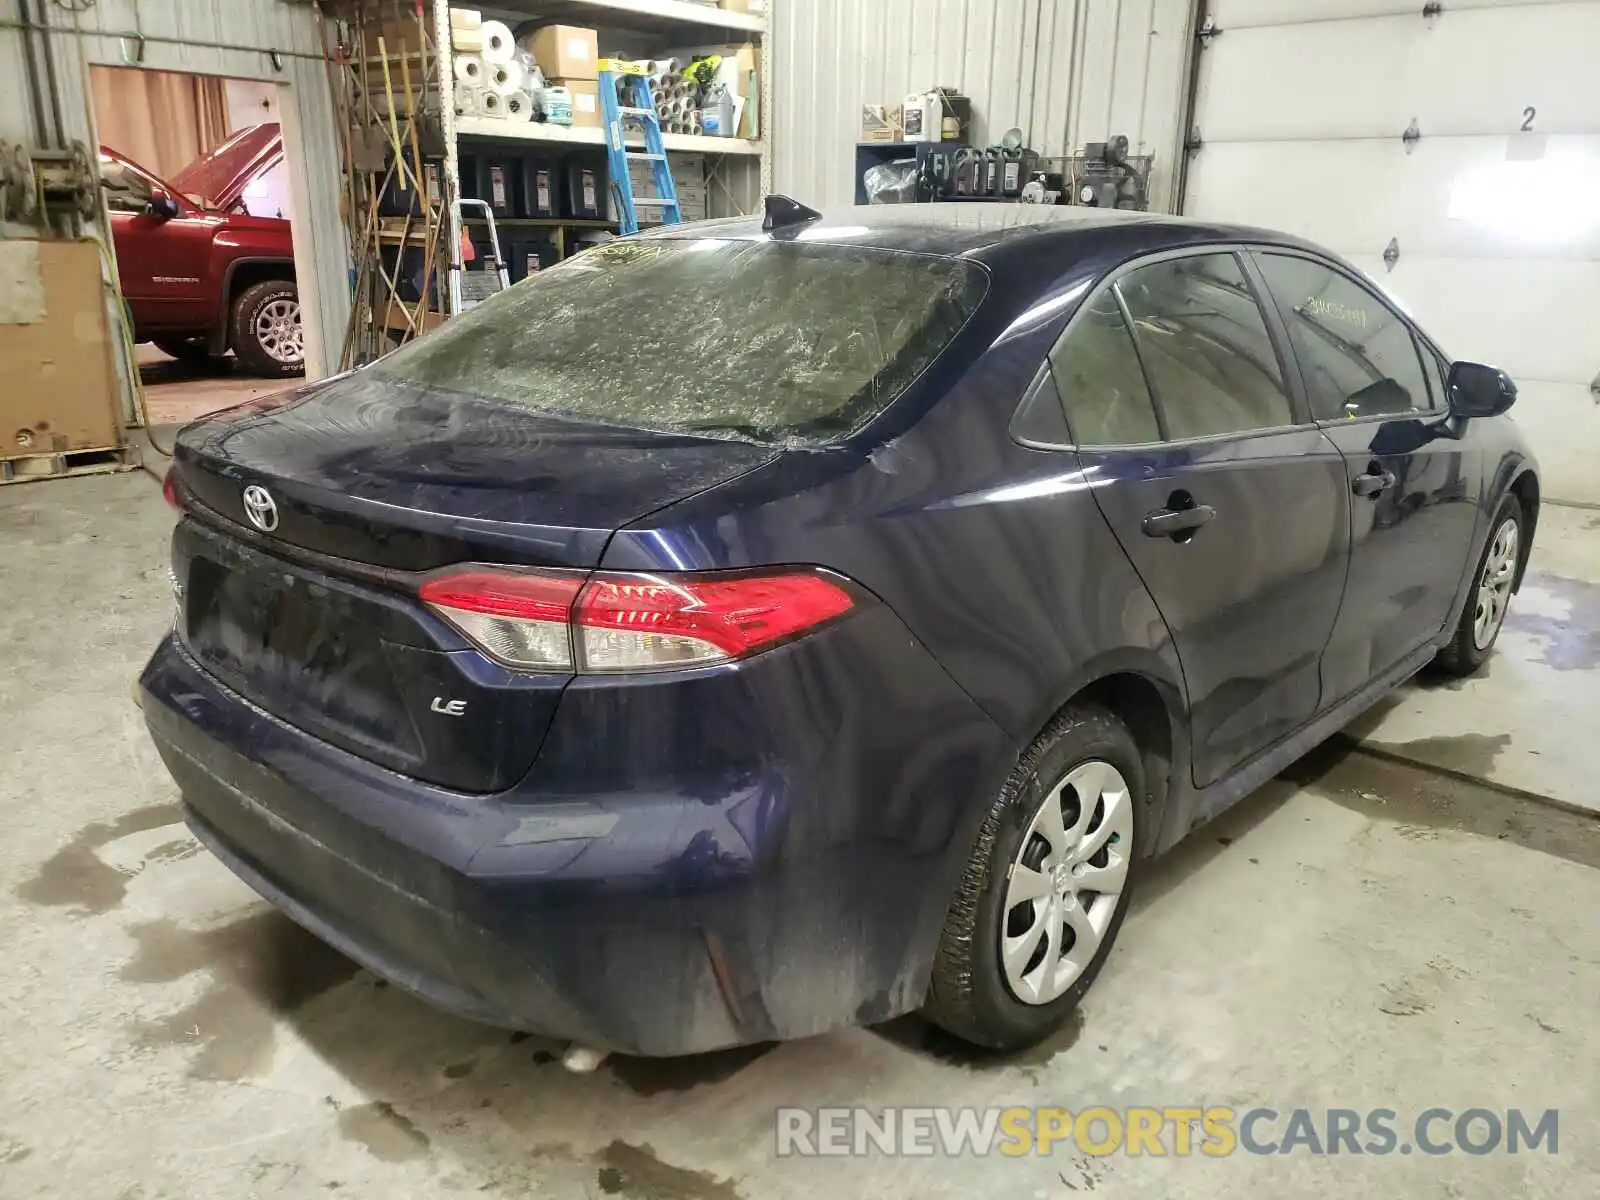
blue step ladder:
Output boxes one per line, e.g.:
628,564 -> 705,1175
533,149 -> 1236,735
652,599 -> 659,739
598,64 -> 683,235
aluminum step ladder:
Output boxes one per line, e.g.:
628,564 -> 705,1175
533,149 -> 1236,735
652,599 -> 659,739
448,198 -> 511,315
598,63 -> 683,235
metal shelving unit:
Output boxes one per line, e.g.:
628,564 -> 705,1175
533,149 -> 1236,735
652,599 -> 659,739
453,113 -> 763,155
430,0 -> 773,315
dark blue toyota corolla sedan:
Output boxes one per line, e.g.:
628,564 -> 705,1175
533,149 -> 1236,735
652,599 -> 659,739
142,202 -> 1538,1057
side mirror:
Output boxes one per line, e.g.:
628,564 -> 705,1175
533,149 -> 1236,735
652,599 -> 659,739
148,192 -> 181,219
1447,361 -> 1516,419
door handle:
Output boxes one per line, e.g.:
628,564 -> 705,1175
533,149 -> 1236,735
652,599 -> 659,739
1352,468 -> 1397,498
1142,503 -> 1216,539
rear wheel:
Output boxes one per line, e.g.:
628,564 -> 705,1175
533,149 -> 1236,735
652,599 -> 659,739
924,704 -> 1141,1051
231,280 -> 304,377
151,335 -> 215,363
1436,494 -> 1523,676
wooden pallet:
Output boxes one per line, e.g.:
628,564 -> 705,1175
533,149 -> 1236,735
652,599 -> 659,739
0,443 -> 140,486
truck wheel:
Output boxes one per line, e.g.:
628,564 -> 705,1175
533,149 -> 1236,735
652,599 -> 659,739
231,280 -> 304,377
151,335 -> 216,364
923,704 -> 1142,1051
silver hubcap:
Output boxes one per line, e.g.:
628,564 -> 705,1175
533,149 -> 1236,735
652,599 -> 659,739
1001,760 -> 1134,1005
255,297 -> 303,364
1473,518 -> 1519,650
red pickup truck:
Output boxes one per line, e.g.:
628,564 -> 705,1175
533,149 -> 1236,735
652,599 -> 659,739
101,124 -> 302,377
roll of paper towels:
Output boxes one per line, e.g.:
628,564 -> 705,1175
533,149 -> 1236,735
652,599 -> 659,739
453,54 -> 485,86
488,59 -> 524,95
480,89 -> 506,117
504,88 -> 536,121
454,87 -> 483,117
479,19 -> 515,63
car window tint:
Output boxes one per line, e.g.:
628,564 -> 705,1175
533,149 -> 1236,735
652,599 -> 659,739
1255,253 -> 1433,421
1116,253 -> 1294,440
1049,291 -> 1161,446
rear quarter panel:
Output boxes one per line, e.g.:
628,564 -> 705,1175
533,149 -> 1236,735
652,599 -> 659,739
1452,412 -> 1540,612
601,253 -> 1188,854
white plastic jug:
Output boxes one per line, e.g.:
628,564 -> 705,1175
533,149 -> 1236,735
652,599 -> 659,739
902,91 -> 940,142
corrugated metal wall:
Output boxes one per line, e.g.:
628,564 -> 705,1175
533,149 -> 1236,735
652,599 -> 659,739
0,0 -> 347,407
774,0 -> 1197,212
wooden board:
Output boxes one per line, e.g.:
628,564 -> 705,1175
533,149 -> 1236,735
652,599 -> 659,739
0,240 -> 124,458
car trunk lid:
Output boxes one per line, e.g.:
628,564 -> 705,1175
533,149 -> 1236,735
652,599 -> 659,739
174,374 -> 776,571
169,376 -> 776,791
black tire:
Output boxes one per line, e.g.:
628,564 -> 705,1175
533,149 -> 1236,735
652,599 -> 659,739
151,335 -> 215,363
1435,493 -> 1524,676
230,280 -> 304,378
924,704 -> 1143,1051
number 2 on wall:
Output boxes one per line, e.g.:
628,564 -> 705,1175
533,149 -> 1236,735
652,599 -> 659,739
1521,106 -> 1537,132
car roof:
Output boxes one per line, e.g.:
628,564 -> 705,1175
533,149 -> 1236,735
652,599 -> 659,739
644,202 -> 1322,262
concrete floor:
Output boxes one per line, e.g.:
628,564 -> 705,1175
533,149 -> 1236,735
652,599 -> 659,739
2,473 -> 1597,1199
1349,503 -> 1600,814
137,344 -> 292,427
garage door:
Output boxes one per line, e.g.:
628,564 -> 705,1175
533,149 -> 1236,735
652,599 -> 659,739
1184,0 -> 1600,503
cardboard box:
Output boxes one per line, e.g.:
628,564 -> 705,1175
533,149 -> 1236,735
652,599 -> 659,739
0,240 -> 121,456
861,104 -> 903,142
553,77 -> 603,128
730,42 -> 760,139
527,24 -> 599,80
448,8 -> 483,53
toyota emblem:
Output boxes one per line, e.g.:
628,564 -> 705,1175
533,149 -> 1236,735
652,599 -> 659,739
242,484 -> 279,532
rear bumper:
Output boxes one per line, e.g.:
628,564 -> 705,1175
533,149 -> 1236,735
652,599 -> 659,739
141,611 -> 1008,1056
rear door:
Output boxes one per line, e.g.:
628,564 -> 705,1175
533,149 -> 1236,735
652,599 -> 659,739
1057,249 -> 1350,787
1250,251 -> 1482,704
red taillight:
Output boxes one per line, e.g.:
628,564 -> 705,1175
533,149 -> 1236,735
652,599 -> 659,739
418,566 -> 857,674
575,572 -> 855,672
162,466 -> 181,509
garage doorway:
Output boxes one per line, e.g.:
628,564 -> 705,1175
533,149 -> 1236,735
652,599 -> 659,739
90,65 -> 309,428
1182,0 -> 1600,505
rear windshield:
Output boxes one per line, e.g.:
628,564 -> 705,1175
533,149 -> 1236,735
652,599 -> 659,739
368,237 -> 988,446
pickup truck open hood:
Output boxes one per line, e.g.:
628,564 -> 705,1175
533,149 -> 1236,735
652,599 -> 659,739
171,122 -> 282,211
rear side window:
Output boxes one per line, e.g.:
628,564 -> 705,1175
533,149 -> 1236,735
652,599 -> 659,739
1254,253 -> 1433,421
365,238 -> 988,446
1049,292 -> 1161,446
1117,253 -> 1295,440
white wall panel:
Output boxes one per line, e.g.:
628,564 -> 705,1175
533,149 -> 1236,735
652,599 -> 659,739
774,0 -> 1196,212
1212,0 -> 1576,25
0,0 -> 346,421
1187,136 -> 1600,261
1195,5 -> 1600,143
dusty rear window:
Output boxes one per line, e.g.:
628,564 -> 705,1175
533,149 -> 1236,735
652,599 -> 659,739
368,237 -> 988,445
